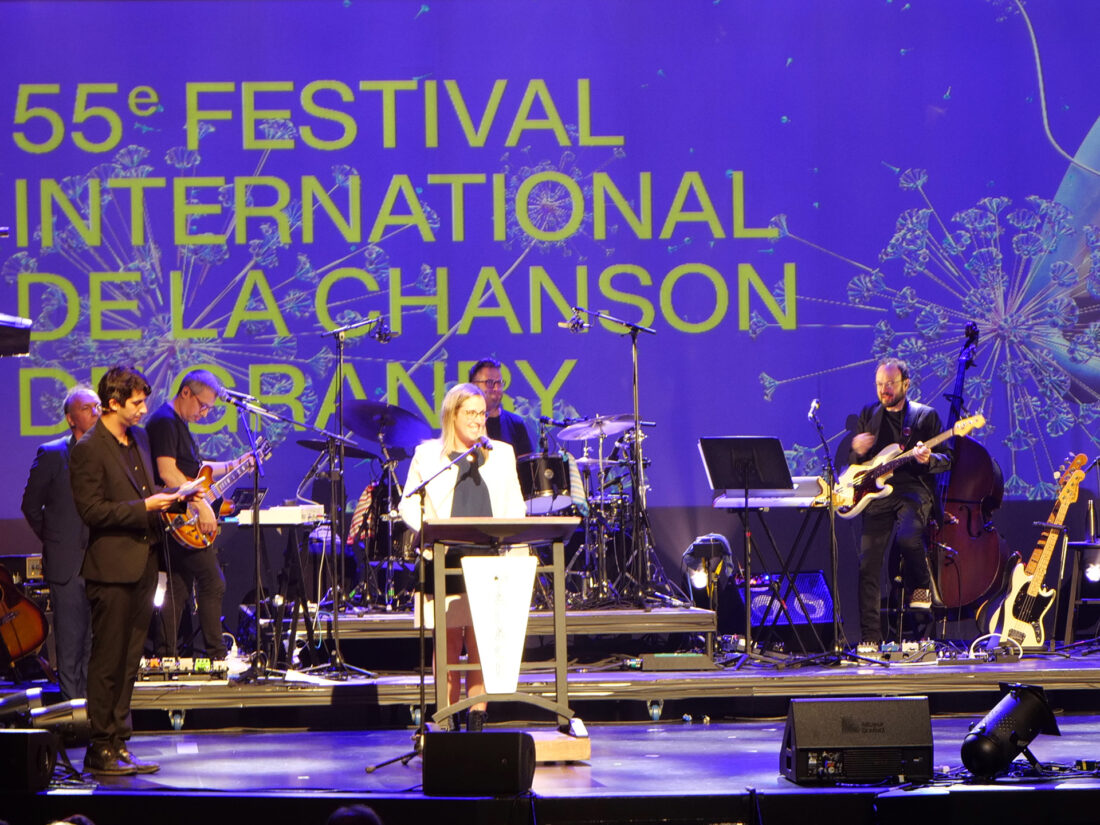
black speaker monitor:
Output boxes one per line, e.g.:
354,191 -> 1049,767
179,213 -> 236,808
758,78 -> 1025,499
0,729 -> 57,793
780,696 -> 933,785
422,731 -> 536,796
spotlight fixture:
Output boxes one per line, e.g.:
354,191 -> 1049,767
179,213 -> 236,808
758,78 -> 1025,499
0,688 -> 43,723
31,698 -> 90,736
961,682 -> 1060,779
682,534 -> 732,607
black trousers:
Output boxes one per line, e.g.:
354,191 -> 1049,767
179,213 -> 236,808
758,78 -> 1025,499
857,489 -> 933,643
85,550 -> 158,747
159,542 -> 227,658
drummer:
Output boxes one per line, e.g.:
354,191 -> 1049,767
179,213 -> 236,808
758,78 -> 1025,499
398,382 -> 527,732
468,358 -> 533,457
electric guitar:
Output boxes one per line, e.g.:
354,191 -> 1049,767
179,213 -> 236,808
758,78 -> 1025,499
984,453 -> 1087,650
163,438 -> 272,549
0,563 -> 48,661
821,414 -> 985,519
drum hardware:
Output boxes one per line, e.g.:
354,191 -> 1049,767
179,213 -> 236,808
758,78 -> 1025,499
296,439 -> 379,462
557,413 -> 635,442
566,306 -> 688,607
344,400 -> 432,612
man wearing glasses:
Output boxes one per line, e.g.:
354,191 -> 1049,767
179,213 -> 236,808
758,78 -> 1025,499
146,369 -> 240,660
21,385 -> 101,701
468,358 -> 533,457
848,357 -> 951,646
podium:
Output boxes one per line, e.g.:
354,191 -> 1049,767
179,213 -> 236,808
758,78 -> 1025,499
421,517 -> 579,728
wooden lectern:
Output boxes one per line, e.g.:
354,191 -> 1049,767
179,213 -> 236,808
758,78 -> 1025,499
421,517 -> 579,728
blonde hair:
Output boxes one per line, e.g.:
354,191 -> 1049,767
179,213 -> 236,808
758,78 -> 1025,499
440,383 -> 485,454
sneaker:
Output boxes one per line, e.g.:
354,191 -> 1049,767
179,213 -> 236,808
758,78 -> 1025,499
84,742 -> 137,776
115,745 -> 160,774
908,588 -> 932,610
467,709 -> 488,732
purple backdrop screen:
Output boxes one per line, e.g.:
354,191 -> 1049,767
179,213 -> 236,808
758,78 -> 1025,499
2,0 -> 1098,516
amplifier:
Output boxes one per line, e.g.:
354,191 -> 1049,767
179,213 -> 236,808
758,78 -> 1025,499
780,696 -> 933,785
0,555 -> 43,583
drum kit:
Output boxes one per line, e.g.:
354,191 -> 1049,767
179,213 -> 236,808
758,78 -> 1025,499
294,401 -> 653,610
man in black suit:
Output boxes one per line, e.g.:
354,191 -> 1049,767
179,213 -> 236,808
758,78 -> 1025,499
21,385 -> 101,701
70,366 -> 196,776
848,357 -> 951,645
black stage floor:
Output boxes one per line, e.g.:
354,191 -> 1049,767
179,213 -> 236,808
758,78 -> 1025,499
11,714 -> 1100,825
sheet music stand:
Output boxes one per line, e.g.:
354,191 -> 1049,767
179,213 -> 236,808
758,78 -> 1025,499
421,517 -> 579,727
699,437 -> 821,662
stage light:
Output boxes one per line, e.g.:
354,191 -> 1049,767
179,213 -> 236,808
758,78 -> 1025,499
29,699 -> 89,739
0,689 -> 43,723
961,683 -> 1060,779
682,534 -> 732,607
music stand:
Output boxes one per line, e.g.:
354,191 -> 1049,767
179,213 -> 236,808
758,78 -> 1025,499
699,436 -> 797,665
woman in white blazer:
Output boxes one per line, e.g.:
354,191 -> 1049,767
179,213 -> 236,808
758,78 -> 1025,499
399,382 -> 526,731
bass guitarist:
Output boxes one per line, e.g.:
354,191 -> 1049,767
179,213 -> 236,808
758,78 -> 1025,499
849,357 -> 951,645
146,369 -> 249,660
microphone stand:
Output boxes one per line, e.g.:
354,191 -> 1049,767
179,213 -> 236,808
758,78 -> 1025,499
366,438 -> 486,773
319,315 -> 388,678
805,406 -> 885,668
221,393 -> 366,676
570,307 -> 686,605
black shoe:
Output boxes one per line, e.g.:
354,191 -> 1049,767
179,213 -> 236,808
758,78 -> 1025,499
115,745 -> 160,774
84,743 -> 137,776
436,714 -> 460,733
467,710 -> 488,732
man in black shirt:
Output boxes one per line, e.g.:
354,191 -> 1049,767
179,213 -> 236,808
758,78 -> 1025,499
468,358 -> 533,457
848,358 -> 950,645
146,369 -> 244,660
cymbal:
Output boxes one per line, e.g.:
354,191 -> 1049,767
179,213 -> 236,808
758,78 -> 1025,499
344,400 -> 432,460
557,414 -> 634,442
295,439 -> 379,462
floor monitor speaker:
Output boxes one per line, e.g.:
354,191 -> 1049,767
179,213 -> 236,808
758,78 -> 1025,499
0,728 -> 56,793
422,731 -> 536,796
780,696 -> 933,785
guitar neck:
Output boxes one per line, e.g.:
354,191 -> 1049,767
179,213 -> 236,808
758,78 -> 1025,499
207,444 -> 266,500
1024,500 -> 1071,593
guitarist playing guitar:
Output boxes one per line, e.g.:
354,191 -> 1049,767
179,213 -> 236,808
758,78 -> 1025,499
146,370 -> 256,660
848,357 -> 953,646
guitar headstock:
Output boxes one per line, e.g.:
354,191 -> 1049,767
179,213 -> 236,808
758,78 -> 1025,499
1056,453 -> 1088,505
953,413 -> 986,437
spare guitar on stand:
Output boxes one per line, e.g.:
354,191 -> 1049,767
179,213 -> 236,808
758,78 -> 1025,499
983,454 -> 1087,651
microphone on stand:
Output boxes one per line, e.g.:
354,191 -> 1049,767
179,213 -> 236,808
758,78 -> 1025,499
807,398 -> 820,421
372,317 -> 394,343
557,309 -> 589,333
219,387 -> 258,403
477,435 -> 493,451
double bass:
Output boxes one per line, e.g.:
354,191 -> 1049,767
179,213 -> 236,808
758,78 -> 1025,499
931,323 -> 1011,609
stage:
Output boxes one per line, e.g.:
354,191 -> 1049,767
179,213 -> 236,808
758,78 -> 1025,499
13,713 -> 1100,825
7,600 -> 1100,824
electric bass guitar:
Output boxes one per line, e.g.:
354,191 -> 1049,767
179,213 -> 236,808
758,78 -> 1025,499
163,438 -> 272,549
984,453 -> 1087,650
821,414 -> 985,519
